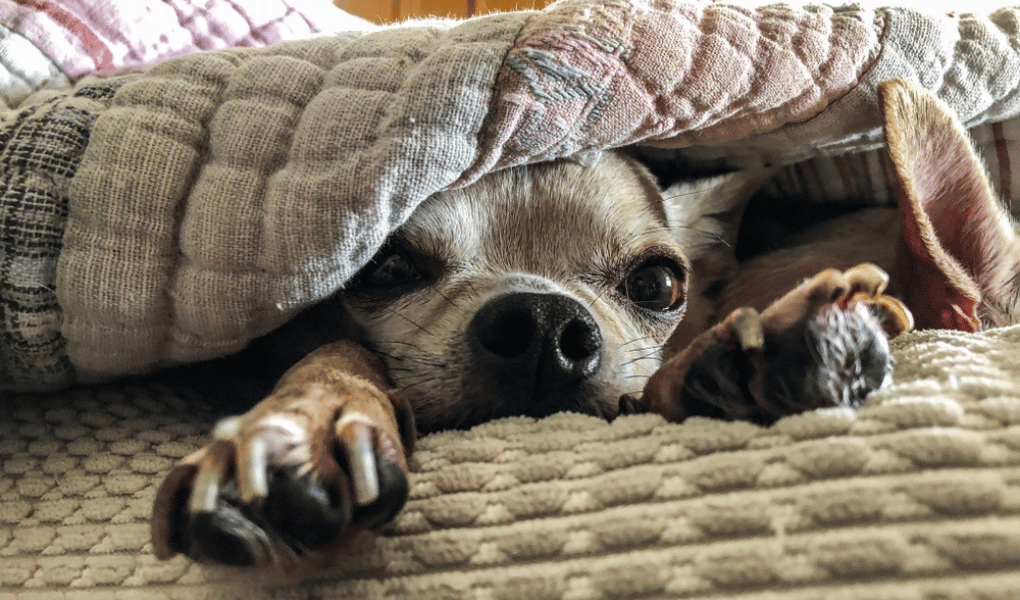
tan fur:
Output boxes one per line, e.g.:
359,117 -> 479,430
343,154 -> 690,428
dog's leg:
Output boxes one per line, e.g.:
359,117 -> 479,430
625,264 -> 913,426
151,340 -> 415,576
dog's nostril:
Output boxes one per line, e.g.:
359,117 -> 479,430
477,309 -> 535,358
469,292 -> 604,396
560,320 -> 600,361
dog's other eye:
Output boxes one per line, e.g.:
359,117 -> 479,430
362,250 -> 424,288
623,261 -> 684,310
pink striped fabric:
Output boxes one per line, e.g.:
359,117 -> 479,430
0,0 -> 354,80
765,119 -> 1020,218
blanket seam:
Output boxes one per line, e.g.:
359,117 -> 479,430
458,12 -> 534,182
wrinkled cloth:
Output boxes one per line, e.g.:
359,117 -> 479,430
0,0 -> 367,390
0,0 -> 363,108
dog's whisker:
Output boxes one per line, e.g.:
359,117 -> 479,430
371,349 -> 400,360
375,340 -> 421,348
430,285 -> 461,309
394,379 -> 432,393
376,351 -> 447,368
622,346 -> 661,359
624,350 -> 659,359
399,377 -> 442,394
622,335 -> 657,347
642,222 -> 730,246
623,343 -> 659,353
587,287 -> 608,310
405,358 -> 448,368
620,349 -> 661,367
658,176 -> 748,201
383,306 -> 434,336
658,188 -> 714,202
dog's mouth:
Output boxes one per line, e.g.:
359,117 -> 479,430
360,276 -> 679,433
423,377 -> 617,433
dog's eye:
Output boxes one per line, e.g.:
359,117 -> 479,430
362,250 -> 424,288
623,261 -> 684,310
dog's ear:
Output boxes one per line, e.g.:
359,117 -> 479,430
879,78 -> 1020,330
659,170 -> 773,358
661,170 -> 773,254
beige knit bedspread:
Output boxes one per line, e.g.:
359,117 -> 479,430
3,325 -> 1017,599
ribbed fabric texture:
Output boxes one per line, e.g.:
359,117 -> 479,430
2,326 -> 1018,597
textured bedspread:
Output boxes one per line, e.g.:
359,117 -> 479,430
3,325 -> 1018,598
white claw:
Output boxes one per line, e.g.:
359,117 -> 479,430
246,435 -> 270,502
212,416 -> 242,440
243,415 -> 309,503
189,443 -> 231,513
339,414 -> 380,506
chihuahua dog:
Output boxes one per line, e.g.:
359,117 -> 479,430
152,79 -> 1020,575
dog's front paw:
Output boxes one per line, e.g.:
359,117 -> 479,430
151,342 -> 414,575
627,264 -> 913,426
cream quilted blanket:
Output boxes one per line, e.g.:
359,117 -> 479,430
2,1 -> 1020,598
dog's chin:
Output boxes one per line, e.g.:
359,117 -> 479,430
415,382 -> 622,433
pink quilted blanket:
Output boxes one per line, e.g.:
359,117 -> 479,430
0,0 -> 365,108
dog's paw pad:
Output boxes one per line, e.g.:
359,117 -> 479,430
187,504 -> 264,566
259,464 -> 350,553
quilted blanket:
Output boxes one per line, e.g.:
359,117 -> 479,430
1,0 -> 1020,599
5,0 -> 1020,390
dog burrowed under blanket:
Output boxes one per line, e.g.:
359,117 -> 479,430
152,80 -> 1020,576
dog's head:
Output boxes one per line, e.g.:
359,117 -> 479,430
341,152 -> 763,432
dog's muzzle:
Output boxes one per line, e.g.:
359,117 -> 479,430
467,292 -> 603,415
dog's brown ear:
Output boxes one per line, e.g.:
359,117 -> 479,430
879,78 -> 1020,331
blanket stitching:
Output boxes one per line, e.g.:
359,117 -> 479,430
0,80 -> 119,391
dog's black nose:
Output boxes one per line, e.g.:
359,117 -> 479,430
468,292 -> 603,406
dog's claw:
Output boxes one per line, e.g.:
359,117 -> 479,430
189,441 -> 233,514
339,418 -> 380,506
838,263 -> 913,338
864,294 -> 914,337
843,263 -> 889,298
730,307 -> 764,351
617,392 -> 647,416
